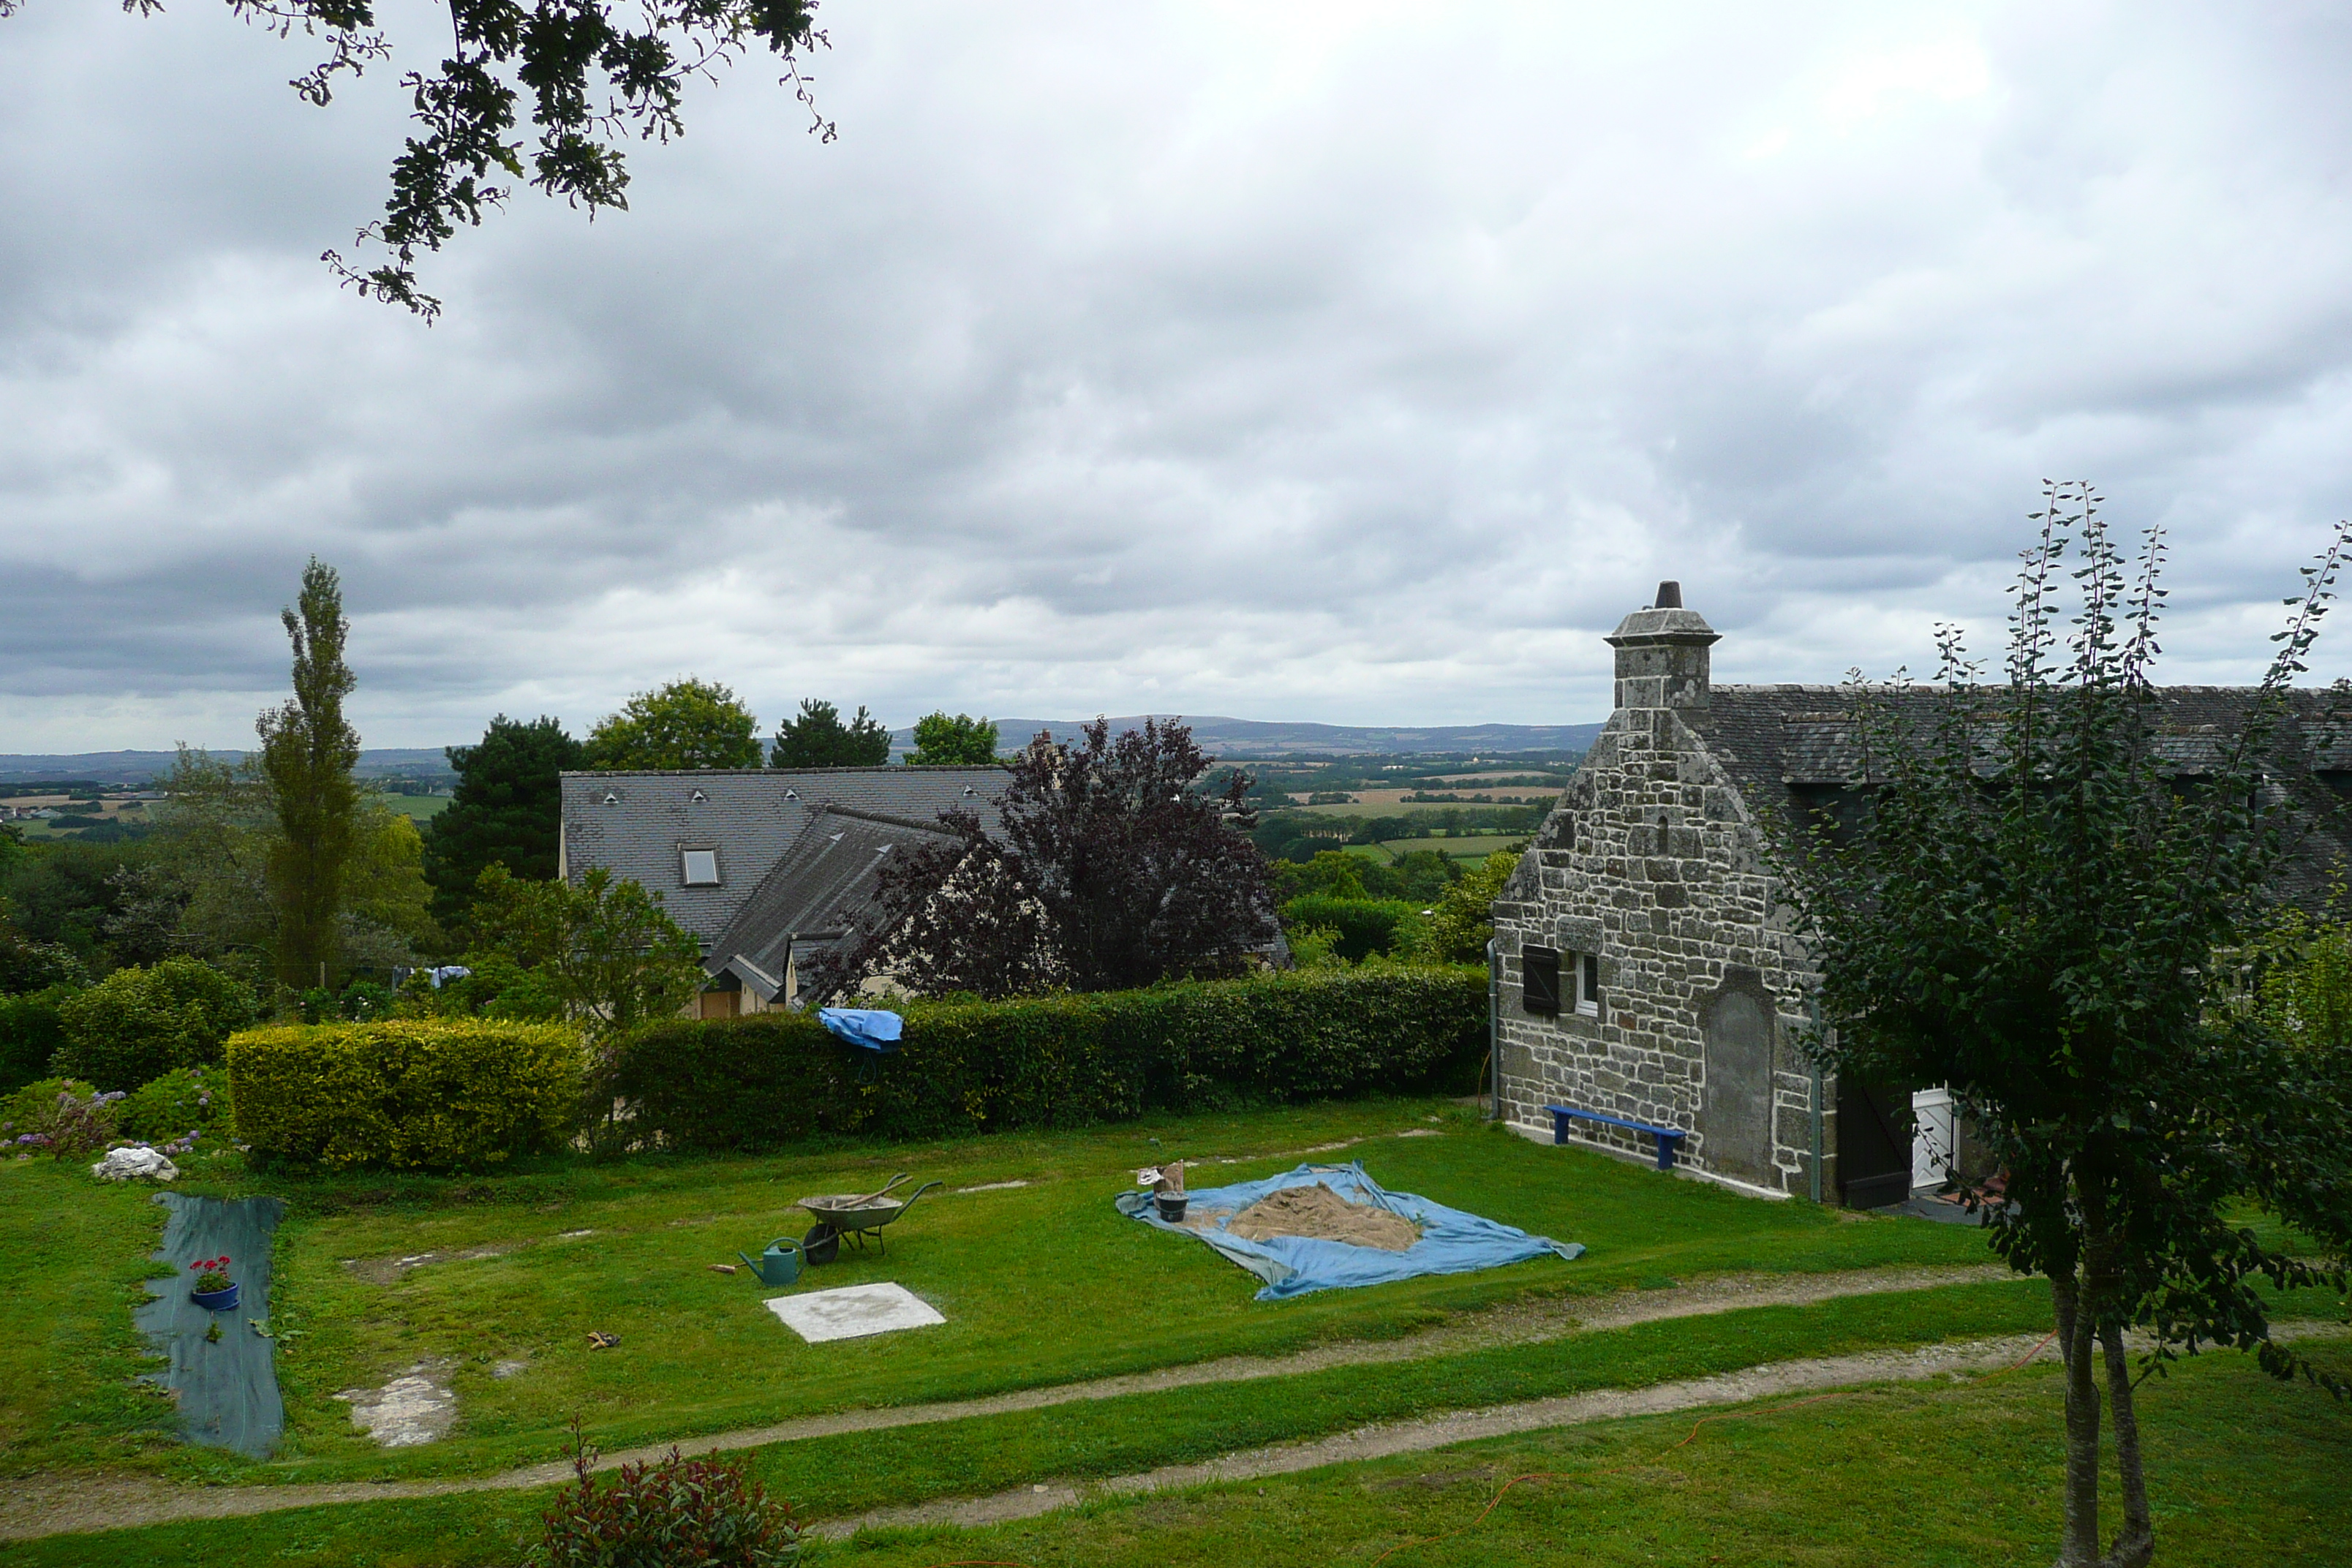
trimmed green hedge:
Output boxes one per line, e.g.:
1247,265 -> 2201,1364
1278,896 -> 1423,962
227,1019 -> 584,1169
610,966 -> 1488,1153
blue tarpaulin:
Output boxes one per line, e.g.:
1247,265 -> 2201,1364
818,1008 -> 904,1052
1115,1161 -> 1582,1300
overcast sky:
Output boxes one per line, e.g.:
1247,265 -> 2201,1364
5,1 -> 2352,752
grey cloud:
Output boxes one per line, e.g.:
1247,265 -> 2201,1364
4,2 -> 2352,753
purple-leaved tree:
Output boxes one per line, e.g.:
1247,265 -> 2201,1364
810,718 -> 1275,1000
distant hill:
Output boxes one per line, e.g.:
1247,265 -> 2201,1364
892,717 -> 1605,758
0,720 -> 1601,785
0,748 -> 455,785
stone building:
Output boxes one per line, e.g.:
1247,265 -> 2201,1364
1491,583 -> 2352,1205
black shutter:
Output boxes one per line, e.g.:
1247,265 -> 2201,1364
1523,945 -> 1561,1016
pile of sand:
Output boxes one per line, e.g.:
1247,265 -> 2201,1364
1225,1183 -> 1421,1251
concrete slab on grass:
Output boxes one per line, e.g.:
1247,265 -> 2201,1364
765,1282 -> 945,1342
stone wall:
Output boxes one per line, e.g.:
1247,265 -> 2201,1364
1492,704 -> 1831,1196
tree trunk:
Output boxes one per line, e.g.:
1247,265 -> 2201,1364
2051,1273 -> 2104,1567
2101,1322 -> 2155,1568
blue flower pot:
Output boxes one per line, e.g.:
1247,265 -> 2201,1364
192,1281 -> 240,1312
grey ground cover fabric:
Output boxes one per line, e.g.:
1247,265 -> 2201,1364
132,1192 -> 286,1459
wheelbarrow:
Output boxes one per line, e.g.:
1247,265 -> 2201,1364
795,1172 -> 941,1264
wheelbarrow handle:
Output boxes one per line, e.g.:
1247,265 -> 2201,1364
892,1180 -> 944,1218
833,1172 -> 913,1210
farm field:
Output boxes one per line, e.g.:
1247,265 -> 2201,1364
378,794 -> 451,822
1347,834 -> 1528,865
1294,794 -> 1556,816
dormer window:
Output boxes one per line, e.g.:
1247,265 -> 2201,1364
680,848 -> 722,886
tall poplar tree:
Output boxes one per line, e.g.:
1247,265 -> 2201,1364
257,558 -> 362,991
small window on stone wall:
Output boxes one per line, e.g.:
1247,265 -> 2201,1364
1575,952 -> 1602,1017
1523,945 -> 1561,1016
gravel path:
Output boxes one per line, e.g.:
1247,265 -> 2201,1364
0,1262 -> 2011,1543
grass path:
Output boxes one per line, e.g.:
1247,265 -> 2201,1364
821,1319 -> 2349,1540
813,1327 -> 2070,1537
0,1262 -> 2009,1543
827,1335 -> 2352,1568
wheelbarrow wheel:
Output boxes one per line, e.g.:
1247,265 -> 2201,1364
802,1221 -> 840,1266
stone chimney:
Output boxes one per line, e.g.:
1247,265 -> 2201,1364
1606,580 -> 1719,712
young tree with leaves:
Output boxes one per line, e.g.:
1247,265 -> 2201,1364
585,679 -> 761,770
257,558 -> 363,992
905,711 -> 1000,765
423,715 -> 586,923
1774,484 -> 2352,1568
465,864 -> 703,1039
812,718 -> 1274,999
770,698 -> 892,767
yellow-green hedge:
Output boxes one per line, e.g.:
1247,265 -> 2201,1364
227,1019 -> 584,1170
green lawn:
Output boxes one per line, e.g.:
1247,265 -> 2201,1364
1,1098 -> 2000,1490
7,1095 -> 2342,1566
15,1324 -> 2343,1566
820,1340 -> 2352,1568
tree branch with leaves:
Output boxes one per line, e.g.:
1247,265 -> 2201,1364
0,0 -> 834,319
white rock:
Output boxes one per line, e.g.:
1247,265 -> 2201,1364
91,1147 -> 178,1182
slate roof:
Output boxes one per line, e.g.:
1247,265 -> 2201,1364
706,805 -> 963,994
1690,684 -> 2352,908
559,766 -> 1005,946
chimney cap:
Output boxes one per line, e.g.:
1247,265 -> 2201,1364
1654,580 -> 1683,609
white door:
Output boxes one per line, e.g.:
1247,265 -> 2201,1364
1911,1087 -> 1956,1191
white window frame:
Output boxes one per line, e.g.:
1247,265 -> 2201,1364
1571,951 -> 1601,1017
680,847 -> 723,886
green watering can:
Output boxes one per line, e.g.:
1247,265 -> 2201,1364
738,1238 -> 804,1287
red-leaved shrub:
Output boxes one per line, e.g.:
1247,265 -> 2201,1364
535,1422 -> 799,1567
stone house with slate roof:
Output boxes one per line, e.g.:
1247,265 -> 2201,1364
559,766 -> 1005,1015
1493,583 -> 2352,1206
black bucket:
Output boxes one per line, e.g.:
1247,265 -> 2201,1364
1154,1194 -> 1188,1223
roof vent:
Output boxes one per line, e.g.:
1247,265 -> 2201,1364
1654,579 -> 1683,609
603,791 -> 621,806
783,788 -> 799,800
690,788 -> 708,803
962,785 -> 978,797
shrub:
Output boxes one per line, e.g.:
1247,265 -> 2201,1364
4,1077 -> 92,1133
611,965 -> 1488,1153
118,1065 -> 235,1145
8,1084 -> 124,1158
55,959 -> 258,1091
227,1019 -> 584,1170
1422,849 -> 1518,964
1278,895 -> 1425,963
0,987 -> 73,1093
536,1433 -> 799,1568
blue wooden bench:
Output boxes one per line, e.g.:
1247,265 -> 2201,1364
1545,1104 -> 1688,1172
